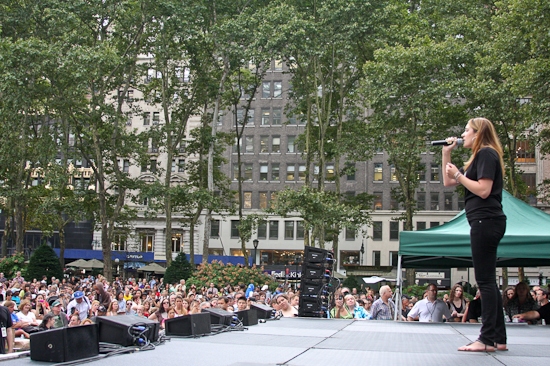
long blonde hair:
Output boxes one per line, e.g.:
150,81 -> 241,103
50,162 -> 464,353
464,118 -> 505,174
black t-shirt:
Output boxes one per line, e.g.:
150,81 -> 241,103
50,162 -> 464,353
0,306 -> 13,354
537,303 -> 550,324
462,148 -> 506,222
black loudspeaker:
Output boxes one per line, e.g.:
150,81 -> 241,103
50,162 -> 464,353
301,279 -> 325,296
96,315 -> 159,346
251,303 -> 275,320
203,308 -> 233,326
304,246 -> 328,263
234,309 -> 258,326
165,313 -> 211,336
30,325 -> 99,362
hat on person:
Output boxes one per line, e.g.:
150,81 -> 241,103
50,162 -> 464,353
52,300 -> 62,307
73,291 -> 84,299
261,285 -> 269,291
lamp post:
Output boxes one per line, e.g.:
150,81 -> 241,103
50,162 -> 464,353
253,239 -> 259,266
360,240 -> 365,265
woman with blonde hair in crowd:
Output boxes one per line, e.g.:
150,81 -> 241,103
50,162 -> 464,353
89,300 -> 101,318
188,299 -> 201,314
106,300 -> 120,316
160,307 -> 176,330
68,312 -> 81,327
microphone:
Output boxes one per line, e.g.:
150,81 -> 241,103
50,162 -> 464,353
430,138 -> 463,146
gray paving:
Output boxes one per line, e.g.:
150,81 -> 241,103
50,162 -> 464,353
1,318 -> 549,366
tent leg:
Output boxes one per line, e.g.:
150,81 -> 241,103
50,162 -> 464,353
394,255 -> 403,321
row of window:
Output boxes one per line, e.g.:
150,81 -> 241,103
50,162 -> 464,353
233,135 -> 300,154
225,107 -> 305,127
233,163 -> 343,183
211,219 -> 443,241
111,232 -> 184,253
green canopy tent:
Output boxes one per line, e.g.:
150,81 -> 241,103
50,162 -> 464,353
392,191 -> 550,320
399,191 -> 550,269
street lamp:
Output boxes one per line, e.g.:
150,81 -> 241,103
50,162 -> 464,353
360,240 -> 365,265
253,239 -> 259,266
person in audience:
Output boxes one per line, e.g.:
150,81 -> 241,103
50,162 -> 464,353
68,312 -> 81,327
38,313 -> 56,331
160,307 -> 176,330
33,294 -> 48,321
448,284 -> 467,322
513,296 -> 550,326
48,300 -> 68,328
274,294 -> 298,317
505,282 -> 539,323
106,300 -> 120,316
371,286 -> 395,320
66,291 -> 90,322
149,298 -> 170,322
407,283 -> 452,323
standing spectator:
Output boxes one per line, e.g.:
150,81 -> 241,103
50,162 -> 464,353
371,286 -> 395,320
0,273 -> 7,284
401,296 -> 411,320
13,271 -> 25,285
407,284 -> 452,322
94,283 -> 111,315
66,291 -> 90,322
206,283 -> 218,299
0,303 -> 14,354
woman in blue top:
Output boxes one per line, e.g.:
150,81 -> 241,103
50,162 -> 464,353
443,118 -> 507,352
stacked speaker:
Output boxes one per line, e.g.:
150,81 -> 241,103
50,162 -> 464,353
298,246 -> 333,318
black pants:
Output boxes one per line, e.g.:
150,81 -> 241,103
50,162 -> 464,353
470,218 -> 507,346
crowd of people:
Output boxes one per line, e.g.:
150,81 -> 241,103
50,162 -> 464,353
0,268 -> 548,354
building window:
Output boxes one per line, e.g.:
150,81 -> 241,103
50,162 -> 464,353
390,165 -> 398,181
211,220 -> 220,238
284,221 -> 294,239
140,233 -> 154,252
444,192 -> 453,210
272,136 -> 280,153
269,221 -> 279,239
373,221 -> 382,240
244,164 -> 253,181
389,251 -> 398,267
345,227 -> 355,240
416,221 -> 426,230
260,164 -> 268,181
150,160 -> 157,173
270,192 -> 277,208
178,159 -> 185,172
272,108 -> 282,125
143,112 -> 150,126
430,192 -> 439,210
231,220 -> 240,238
112,234 -> 127,251
271,163 -> 280,181
243,191 -> 252,209
298,164 -> 306,181
257,222 -> 267,239
262,81 -> 271,98
374,163 -> 383,181
430,164 -> 440,181
373,251 -> 381,266
123,159 -> 130,173
287,136 -> 296,153
274,59 -> 283,71
417,192 -> 426,210
346,163 -> 355,180
260,136 -> 269,153
172,233 -> 182,253
373,192 -> 383,211
458,195 -> 465,210
296,221 -> 305,240
390,221 -> 399,240
245,136 -> 254,153
171,160 -> 176,172
417,164 -> 426,181
286,164 -> 295,181
390,192 -> 399,210
326,164 -> 335,180
430,221 -> 440,228
152,112 -> 160,124
516,140 -> 535,163
259,192 -> 268,209
273,81 -> 282,98
261,109 -> 270,125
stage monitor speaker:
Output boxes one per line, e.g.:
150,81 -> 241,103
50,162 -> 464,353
203,307 -> 233,326
251,303 -> 275,320
30,324 -> 99,362
301,279 -> 326,296
302,264 -> 330,279
96,315 -> 159,346
165,312 -> 211,336
304,246 -> 328,263
234,309 -> 258,326
298,296 -> 322,314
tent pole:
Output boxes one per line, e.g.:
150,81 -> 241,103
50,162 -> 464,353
394,255 -> 403,321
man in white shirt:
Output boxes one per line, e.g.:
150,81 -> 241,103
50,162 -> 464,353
407,283 -> 452,323
66,291 -> 90,321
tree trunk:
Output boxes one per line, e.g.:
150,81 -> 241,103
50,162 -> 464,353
59,226 -> 65,268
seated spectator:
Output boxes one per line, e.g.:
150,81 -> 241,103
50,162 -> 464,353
80,318 -> 94,325
274,294 -> 298,318
188,300 -> 201,314
16,299 -> 40,332
4,300 -> 30,339
505,282 -> 539,323
513,298 -> 550,325
464,291 -> 482,323
106,300 -> 120,316
38,313 -> 56,331
289,294 -> 299,310
89,300 -> 101,319
33,294 -> 49,321
135,305 -> 148,318
235,297 -> 248,312
49,300 -> 68,328
160,307 -> 176,329
149,299 -> 170,322
345,294 -> 371,319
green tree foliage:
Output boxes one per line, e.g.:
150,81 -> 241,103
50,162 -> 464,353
187,260 -> 276,290
0,253 -> 26,279
163,252 -> 194,285
26,245 -> 62,282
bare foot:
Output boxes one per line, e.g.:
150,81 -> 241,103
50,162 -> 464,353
458,341 -> 495,352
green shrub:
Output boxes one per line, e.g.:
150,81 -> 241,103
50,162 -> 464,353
164,252 -> 194,285
0,252 -> 26,279
26,245 -> 63,282
187,260 -> 276,290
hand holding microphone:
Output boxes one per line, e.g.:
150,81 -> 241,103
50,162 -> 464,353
431,138 -> 463,146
